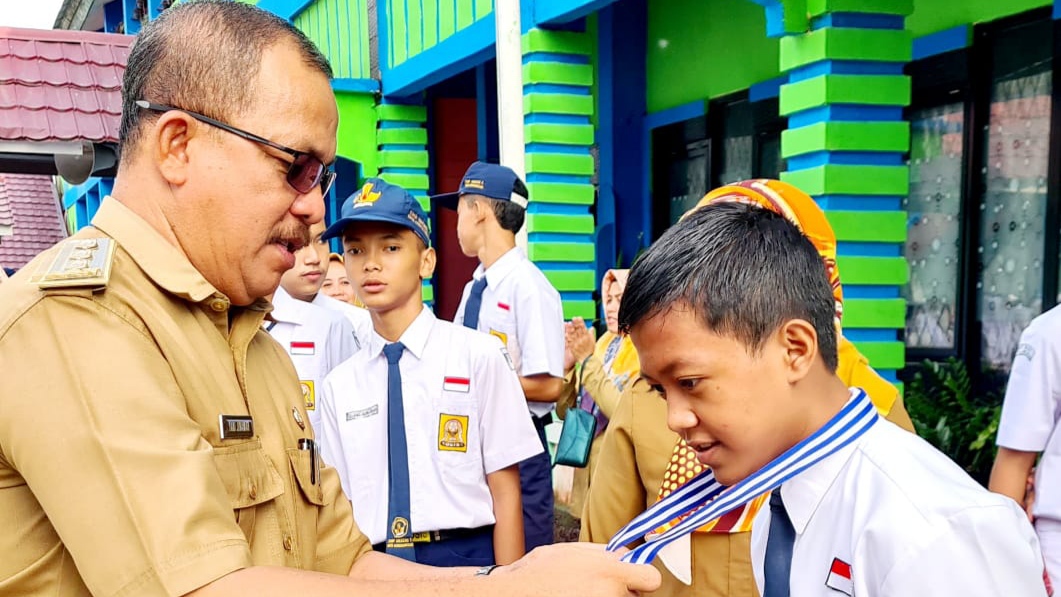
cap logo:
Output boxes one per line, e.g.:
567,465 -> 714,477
464,178 -> 485,190
354,182 -> 382,207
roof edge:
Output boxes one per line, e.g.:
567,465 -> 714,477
0,26 -> 134,45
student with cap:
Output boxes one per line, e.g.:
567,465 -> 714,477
611,200 -> 1047,597
268,219 -> 360,432
432,161 -> 566,552
317,178 -> 543,568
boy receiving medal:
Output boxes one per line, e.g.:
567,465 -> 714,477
612,201 -> 1046,596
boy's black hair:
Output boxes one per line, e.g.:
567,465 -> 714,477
618,201 -> 838,371
463,195 -> 526,234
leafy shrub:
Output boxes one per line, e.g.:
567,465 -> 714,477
903,358 -> 1002,486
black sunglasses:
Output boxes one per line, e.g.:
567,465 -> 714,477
135,100 -> 336,196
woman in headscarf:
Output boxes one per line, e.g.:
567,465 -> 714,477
557,268 -> 641,515
579,179 -> 915,597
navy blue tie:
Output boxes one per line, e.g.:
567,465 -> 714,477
763,489 -> 795,597
462,277 -> 488,329
383,342 -> 416,561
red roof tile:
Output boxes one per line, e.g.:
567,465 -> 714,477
0,27 -> 132,144
0,174 -> 68,269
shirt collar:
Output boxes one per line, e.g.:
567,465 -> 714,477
778,388 -> 869,534
268,286 -> 307,325
475,246 -> 524,287
91,196 -> 221,304
365,306 -> 435,361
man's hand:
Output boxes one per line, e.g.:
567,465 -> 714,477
496,543 -> 661,596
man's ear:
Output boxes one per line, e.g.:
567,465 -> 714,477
420,246 -> 437,279
153,112 -> 198,186
777,319 -> 819,383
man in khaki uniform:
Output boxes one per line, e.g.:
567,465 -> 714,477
0,3 -> 659,597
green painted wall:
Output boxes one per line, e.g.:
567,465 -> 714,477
335,92 -> 379,176
387,0 -> 492,69
295,0 -> 370,79
646,0 -> 780,113
907,0 -> 1050,37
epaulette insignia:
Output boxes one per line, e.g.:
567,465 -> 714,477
31,238 -> 116,290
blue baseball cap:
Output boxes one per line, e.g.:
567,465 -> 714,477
321,178 -> 432,247
430,161 -> 529,210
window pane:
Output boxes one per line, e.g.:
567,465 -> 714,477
666,147 -> 709,227
718,100 -> 754,185
904,103 -> 964,350
978,21 -> 1052,372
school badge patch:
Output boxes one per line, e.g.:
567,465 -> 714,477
438,414 -> 469,452
489,328 -> 508,346
300,380 -> 315,411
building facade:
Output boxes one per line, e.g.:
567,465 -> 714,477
55,0 -> 1061,386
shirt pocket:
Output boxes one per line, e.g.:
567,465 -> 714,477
432,396 -> 482,486
287,447 -> 327,506
212,438 -> 285,541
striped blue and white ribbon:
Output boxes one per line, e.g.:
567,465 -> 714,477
607,389 -> 878,564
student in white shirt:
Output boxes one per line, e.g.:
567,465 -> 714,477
317,178 -> 542,568
432,161 -> 566,551
617,201 -> 1047,597
280,218 -> 373,349
266,285 -> 355,432
268,220 -> 359,432
991,303 -> 1061,588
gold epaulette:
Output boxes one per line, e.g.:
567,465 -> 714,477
30,237 -> 117,290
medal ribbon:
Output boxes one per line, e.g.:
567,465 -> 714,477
607,389 -> 878,564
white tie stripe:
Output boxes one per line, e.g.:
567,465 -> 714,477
608,389 -> 878,564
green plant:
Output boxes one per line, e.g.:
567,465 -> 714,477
903,358 -> 1002,486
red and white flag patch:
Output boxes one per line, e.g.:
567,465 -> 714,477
443,377 -> 471,393
290,341 -> 315,356
497,302 -> 511,311
825,558 -> 853,595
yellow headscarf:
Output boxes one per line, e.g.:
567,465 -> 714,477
596,269 -> 639,391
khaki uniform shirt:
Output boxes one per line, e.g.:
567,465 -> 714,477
0,197 -> 371,597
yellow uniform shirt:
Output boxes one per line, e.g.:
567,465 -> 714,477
0,197 -> 371,597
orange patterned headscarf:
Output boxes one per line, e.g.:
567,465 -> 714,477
654,179 -> 845,536
684,179 -> 843,324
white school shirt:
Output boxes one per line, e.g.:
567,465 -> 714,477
317,306 -> 543,545
312,292 -> 373,352
997,304 -> 1061,522
454,247 -> 565,418
267,286 -> 358,433
751,418 -> 1046,597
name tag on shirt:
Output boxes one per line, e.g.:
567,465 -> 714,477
443,377 -> 470,393
219,414 -> 254,440
346,405 -> 379,421
290,341 -> 315,355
